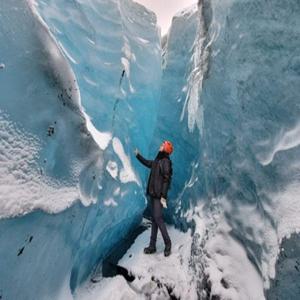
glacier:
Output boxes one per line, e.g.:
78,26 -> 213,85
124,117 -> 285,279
1,0 -> 300,299
0,0 -> 160,299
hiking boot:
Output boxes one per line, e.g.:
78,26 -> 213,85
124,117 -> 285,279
164,244 -> 171,257
144,246 -> 156,254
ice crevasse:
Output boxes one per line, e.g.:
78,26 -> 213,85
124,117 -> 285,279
1,0 -> 300,299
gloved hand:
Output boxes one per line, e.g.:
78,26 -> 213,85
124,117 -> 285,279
160,197 -> 167,208
134,148 -> 139,156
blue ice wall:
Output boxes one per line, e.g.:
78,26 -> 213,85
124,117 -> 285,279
36,0 -> 161,150
0,0 -> 161,299
198,1 -> 300,291
205,0 -> 300,296
36,0 -> 162,213
158,0 -> 300,297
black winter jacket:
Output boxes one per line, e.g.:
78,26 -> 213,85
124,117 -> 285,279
136,152 -> 172,199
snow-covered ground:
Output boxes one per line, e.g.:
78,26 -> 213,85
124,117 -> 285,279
75,226 -> 197,300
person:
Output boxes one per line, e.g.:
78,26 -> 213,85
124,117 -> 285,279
135,141 -> 173,257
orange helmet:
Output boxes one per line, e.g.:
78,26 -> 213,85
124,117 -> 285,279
163,140 -> 173,155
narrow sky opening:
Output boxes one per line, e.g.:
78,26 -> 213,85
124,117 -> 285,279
134,0 -> 198,35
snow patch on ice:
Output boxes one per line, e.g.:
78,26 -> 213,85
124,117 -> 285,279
104,198 -> 118,207
0,114 -> 80,219
203,219 -> 265,300
190,185 -> 300,299
106,160 -> 118,179
121,57 -> 130,76
84,112 -> 111,150
113,187 -> 121,196
122,39 -> 132,60
112,137 -> 140,185
261,183 -> 300,282
275,183 -> 300,240
121,38 -> 136,94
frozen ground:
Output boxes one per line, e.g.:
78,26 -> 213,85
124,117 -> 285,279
75,225 -> 197,300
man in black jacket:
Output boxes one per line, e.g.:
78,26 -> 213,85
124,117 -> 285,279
135,141 -> 173,257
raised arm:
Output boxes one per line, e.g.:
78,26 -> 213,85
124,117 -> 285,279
161,158 -> 172,199
136,152 -> 153,169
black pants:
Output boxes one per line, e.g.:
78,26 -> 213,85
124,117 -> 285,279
149,197 -> 171,248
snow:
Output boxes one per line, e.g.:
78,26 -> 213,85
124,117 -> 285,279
202,219 -> 265,300
121,39 -> 136,94
275,183 -> 300,241
106,161 -> 119,179
104,198 -> 118,207
75,226 -> 197,300
0,114 -> 80,218
84,112 -> 112,151
76,276 -> 138,300
189,188 -> 300,298
121,57 -> 130,76
112,137 -> 140,185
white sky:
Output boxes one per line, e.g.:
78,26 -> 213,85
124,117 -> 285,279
134,0 -> 197,35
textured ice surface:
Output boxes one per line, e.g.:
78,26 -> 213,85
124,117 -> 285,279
154,0 -> 300,298
0,0 -> 160,299
36,0 -> 161,149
